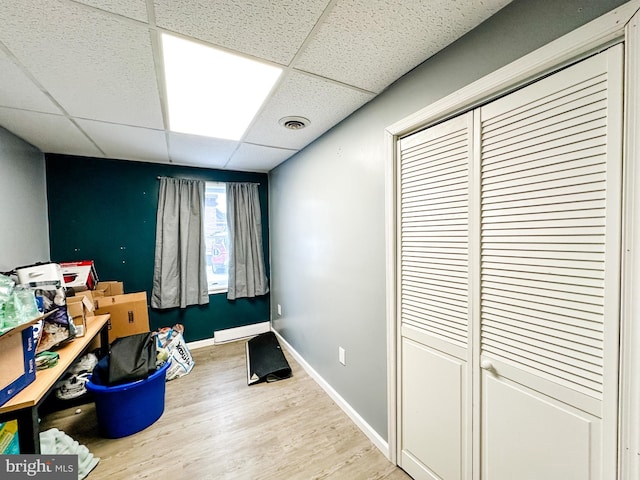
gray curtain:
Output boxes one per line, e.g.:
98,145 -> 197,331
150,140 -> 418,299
226,182 -> 269,300
151,177 -> 209,309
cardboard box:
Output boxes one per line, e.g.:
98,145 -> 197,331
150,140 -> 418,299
95,281 -> 124,297
60,260 -> 98,291
66,295 -> 94,337
94,292 -> 150,343
92,290 -> 104,300
73,289 -> 95,312
15,262 -> 64,287
0,325 -> 36,407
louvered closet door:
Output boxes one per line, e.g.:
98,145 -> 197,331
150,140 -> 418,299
478,45 -> 623,480
398,112 -> 473,480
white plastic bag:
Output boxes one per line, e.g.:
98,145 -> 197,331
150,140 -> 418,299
154,325 -> 194,380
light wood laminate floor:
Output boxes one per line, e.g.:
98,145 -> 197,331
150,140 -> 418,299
40,339 -> 411,480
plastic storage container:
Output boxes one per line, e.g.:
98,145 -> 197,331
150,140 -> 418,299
86,361 -> 170,438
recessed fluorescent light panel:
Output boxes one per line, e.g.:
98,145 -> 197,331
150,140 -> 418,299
161,34 -> 282,141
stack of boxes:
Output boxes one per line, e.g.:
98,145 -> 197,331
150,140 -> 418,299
94,290 -> 150,343
73,280 -> 150,343
0,262 -> 153,454
32,261 -> 150,343
0,261 -> 151,410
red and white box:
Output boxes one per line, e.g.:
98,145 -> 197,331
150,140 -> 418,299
60,261 -> 99,291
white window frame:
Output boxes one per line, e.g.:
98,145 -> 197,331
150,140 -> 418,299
204,181 -> 229,294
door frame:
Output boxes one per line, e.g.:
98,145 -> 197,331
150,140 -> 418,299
384,2 -> 640,479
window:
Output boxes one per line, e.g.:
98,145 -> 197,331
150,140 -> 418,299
204,182 -> 229,293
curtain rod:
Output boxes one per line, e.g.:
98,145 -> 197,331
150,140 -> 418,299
156,176 -> 260,185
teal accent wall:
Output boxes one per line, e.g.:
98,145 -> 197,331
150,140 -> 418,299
45,154 -> 269,342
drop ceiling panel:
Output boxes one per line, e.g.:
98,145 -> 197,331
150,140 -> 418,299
153,0 -> 330,65
168,132 -> 237,169
0,49 -> 61,114
245,71 -> 374,150
0,1 -> 513,171
77,119 -> 169,163
0,1 -> 163,129
0,108 -> 103,158
294,0 -> 512,93
228,144 -> 299,172
70,0 -> 149,23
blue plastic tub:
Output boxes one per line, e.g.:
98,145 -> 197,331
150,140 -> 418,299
86,361 -> 170,438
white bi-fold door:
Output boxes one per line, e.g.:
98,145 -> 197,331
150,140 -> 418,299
399,111 -> 474,480
398,44 -> 623,480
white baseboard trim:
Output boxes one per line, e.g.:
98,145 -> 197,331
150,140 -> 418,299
272,329 -> 390,459
186,337 -> 216,350
213,321 -> 271,344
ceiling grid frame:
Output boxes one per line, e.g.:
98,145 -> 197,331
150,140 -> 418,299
0,0 -> 511,171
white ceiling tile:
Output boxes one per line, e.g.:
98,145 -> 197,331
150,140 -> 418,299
0,48 -> 61,114
168,132 -> 238,168
70,0 -> 148,22
153,0 -> 329,65
0,1 -> 164,129
0,0 -> 513,171
228,143 -> 298,172
0,108 -> 103,157
244,71 -> 374,150
77,119 -> 169,163
295,0 -> 511,93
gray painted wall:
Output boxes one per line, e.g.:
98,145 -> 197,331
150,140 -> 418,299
269,0 -> 628,440
0,127 -> 49,272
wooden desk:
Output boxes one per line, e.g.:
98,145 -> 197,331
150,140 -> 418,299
0,314 -> 109,453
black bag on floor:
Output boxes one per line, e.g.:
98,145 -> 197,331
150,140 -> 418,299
92,332 -> 156,386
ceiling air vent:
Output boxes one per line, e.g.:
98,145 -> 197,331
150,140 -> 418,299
279,116 -> 310,130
